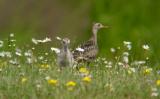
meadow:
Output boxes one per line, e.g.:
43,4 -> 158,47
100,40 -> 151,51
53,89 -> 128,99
0,1 -> 160,98
0,34 -> 160,99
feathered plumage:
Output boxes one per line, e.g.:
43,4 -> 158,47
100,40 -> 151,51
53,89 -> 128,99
73,23 -> 109,63
57,38 -> 74,68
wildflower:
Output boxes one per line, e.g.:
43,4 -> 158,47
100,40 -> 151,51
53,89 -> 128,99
151,92 -> 159,97
123,41 -> 131,45
32,38 -> 38,44
45,76 -> 50,80
82,76 -> 91,83
131,61 -> 146,66
0,40 -> 3,47
110,48 -> 116,53
129,68 -> 136,73
144,68 -> 152,75
156,80 -> 160,86
104,61 -> 108,64
127,68 -> 136,74
10,33 -> 14,37
41,64 -> 50,69
0,52 -> 5,57
123,56 -> 129,64
51,47 -> 60,54
36,84 -> 41,89
26,57 -> 33,64
142,44 -> 149,50
15,48 -> 22,56
21,77 -> 27,83
127,45 -> 132,50
24,50 -> 32,57
32,47 -> 35,50
66,81 -> 77,91
32,37 -> 51,44
45,52 -> 48,55
48,79 -> 58,86
123,52 -> 129,56
66,81 -> 76,87
157,70 -> 160,75
151,87 -> 158,97
127,70 -> 132,75
10,39 -> 16,42
108,61 -> 112,66
140,61 -> 146,64
151,87 -> 158,92
9,59 -> 18,65
105,65 -> 112,68
38,56 -> 44,60
79,67 -> 89,75
118,62 -> 123,66
56,36 -> 62,40
5,52 -> 12,58
0,51 -> 12,58
43,37 -> 51,42
102,57 -> 105,60
123,41 -> 132,50
122,52 -> 129,64
15,51 -> 22,56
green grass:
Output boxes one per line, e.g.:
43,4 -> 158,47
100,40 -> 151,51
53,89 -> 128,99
0,58 -> 160,99
0,36 -> 160,99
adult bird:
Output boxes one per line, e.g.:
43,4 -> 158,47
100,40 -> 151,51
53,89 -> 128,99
72,22 -> 109,65
57,38 -> 74,68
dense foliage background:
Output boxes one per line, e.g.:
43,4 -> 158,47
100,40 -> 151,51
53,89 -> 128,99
0,0 -> 160,65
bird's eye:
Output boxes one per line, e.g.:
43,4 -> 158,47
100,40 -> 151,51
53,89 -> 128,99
97,24 -> 101,27
62,40 -> 65,44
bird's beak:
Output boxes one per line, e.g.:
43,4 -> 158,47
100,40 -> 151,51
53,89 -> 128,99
102,25 -> 110,28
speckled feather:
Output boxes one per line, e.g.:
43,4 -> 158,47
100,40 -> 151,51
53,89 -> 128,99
73,38 -> 98,62
72,23 -> 108,63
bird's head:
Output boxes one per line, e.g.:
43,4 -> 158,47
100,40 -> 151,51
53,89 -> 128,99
93,23 -> 110,30
62,38 -> 70,45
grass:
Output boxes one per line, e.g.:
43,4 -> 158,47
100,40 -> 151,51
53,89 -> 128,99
0,34 -> 160,99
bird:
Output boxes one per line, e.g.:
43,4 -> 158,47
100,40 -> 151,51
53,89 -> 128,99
57,38 -> 74,68
72,22 -> 109,65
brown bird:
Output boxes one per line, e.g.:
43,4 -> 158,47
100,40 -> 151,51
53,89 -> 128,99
72,22 -> 109,65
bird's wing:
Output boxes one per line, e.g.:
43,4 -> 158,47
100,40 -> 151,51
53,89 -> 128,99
72,39 -> 97,62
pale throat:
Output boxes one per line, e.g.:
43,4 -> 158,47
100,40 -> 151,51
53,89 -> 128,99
63,44 -> 68,52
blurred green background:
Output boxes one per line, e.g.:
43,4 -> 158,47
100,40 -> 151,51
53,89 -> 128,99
0,0 -> 160,65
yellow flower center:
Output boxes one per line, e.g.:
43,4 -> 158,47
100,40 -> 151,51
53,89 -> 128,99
21,77 -> 27,83
48,79 -> 58,86
144,68 -> 152,75
82,76 -> 91,83
79,67 -> 89,74
156,80 -> 160,86
41,64 -> 50,69
66,81 -> 76,87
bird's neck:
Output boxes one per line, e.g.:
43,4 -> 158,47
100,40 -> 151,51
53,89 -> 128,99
92,28 -> 98,46
63,45 -> 68,52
